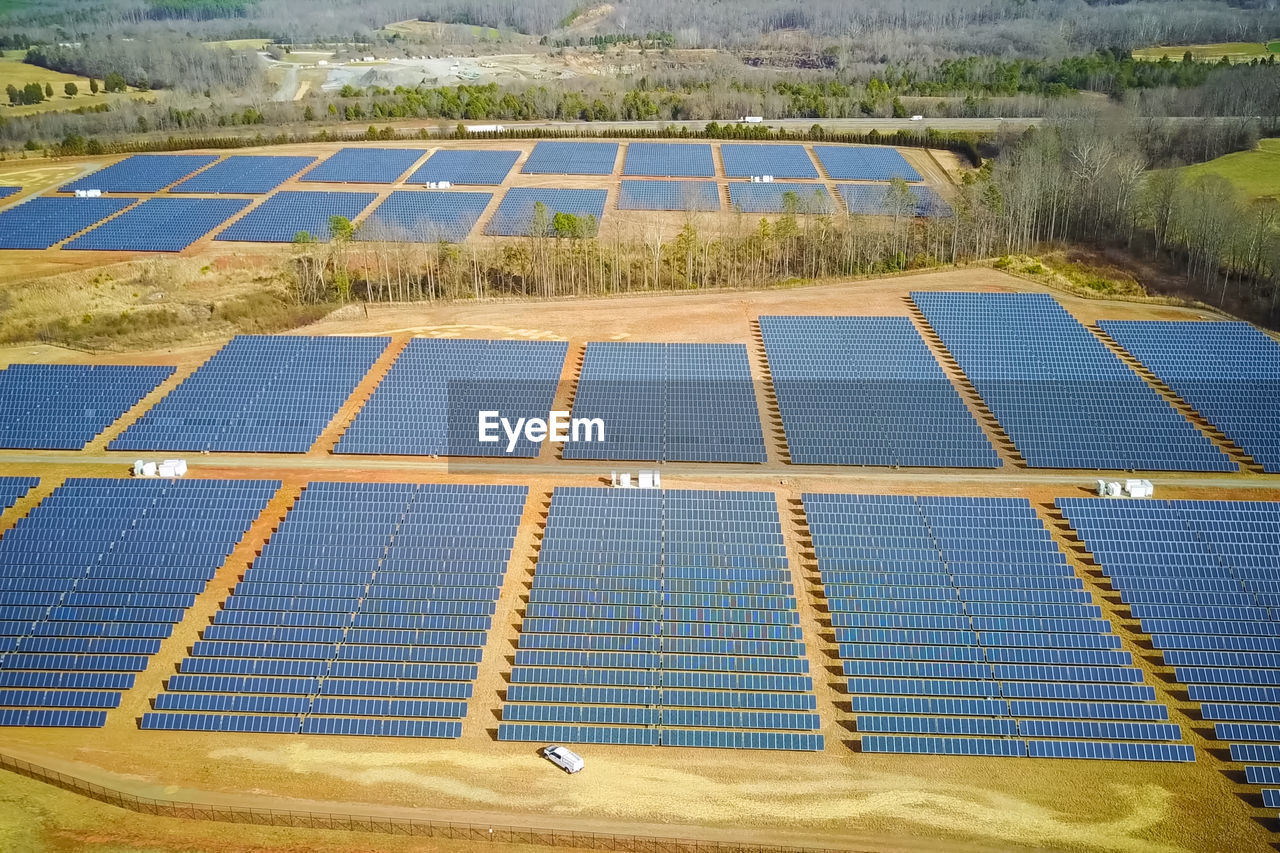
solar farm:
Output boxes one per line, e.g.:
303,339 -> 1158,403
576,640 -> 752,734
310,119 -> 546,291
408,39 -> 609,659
1,207 -> 1279,850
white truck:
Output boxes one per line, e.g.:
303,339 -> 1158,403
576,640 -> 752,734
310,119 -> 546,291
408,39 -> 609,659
542,744 -> 584,773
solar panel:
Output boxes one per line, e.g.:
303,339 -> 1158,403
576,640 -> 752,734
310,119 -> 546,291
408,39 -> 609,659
862,736 -> 1028,756
0,476 -> 37,511
0,196 -> 137,249
617,180 -> 720,212
109,335 -> 389,453
728,183 -> 832,214
62,155 -> 220,193
1098,321 -> 1280,472
838,184 -> 951,218
913,292 -> 1236,471
170,155 -> 317,194
761,316 -> 998,467
214,191 -> 377,243
356,191 -> 492,243
0,364 -> 172,449
485,188 -> 607,236
408,150 -> 520,185
1026,740 -> 1195,762
720,144 -> 818,179
813,146 -> 922,181
622,143 -> 715,178
0,186 -> 20,200
301,148 -> 427,183
65,197 -> 250,252
521,142 -> 618,175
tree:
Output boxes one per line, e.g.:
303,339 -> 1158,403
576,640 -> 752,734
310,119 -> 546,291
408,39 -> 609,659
44,83 -> 52,98
303,104 -> 315,121
88,78 -> 98,94
64,81 -> 77,97
103,72 -> 126,93
892,97 -> 908,118
22,82 -> 43,104
5,84 -> 17,105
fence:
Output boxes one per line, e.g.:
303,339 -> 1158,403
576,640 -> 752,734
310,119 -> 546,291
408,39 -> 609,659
0,751 -> 853,852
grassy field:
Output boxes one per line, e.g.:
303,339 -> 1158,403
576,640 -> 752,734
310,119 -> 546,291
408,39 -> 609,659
1133,39 -> 1279,63
0,49 -> 151,117
203,38 -> 271,50
1173,138 -> 1280,203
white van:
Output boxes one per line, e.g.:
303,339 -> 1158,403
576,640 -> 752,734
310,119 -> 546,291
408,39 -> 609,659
542,744 -> 584,773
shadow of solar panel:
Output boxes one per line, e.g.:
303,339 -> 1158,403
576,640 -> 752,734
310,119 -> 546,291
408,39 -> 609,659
65,197 -> 250,252
838,184 -> 951,218
170,156 -> 317,194
913,292 -> 1236,471
300,147 -> 427,183
0,196 -> 137,249
486,188 -> 607,236
0,186 -> 19,200
408,149 -> 520,185
814,146 -> 922,181
760,316 -> 998,467
356,191 -> 492,243
109,335 -> 389,453
215,191 -> 377,242
336,338 -> 568,456
521,142 -> 619,175
720,144 -> 818,179
1098,320 -> 1280,472
728,183 -> 832,214
623,143 -> 715,177
618,180 -> 720,211
62,155 -> 220,193
0,364 -> 173,449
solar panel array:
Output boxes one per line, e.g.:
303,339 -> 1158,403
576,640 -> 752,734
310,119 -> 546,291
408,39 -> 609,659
838,184 -> 951,218
356,191 -> 492,243
759,316 -> 998,468
521,142 -> 618,175
0,364 -> 173,449
728,183 -> 833,214
563,343 -> 766,463
408,150 -> 520,185
1060,499 -> 1280,794
498,488 -> 823,751
65,198 -> 250,252
0,478 -> 277,728
336,338 -> 568,457
300,148 -> 426,184
110,335 -> 389,453
215,191 -> 377,243
912,292 -> 1235,471
0,197 -> 136,250
804,494 -> 1191,762
141,482 -> 526,738
0,186 -> 20,200
171,156 -> 317,194
0,477 -> 37,513
617,180 -> 720,212
485,188 -> 607,237
720,145 -> 818,179
1097,321 -> 1280,473
62,155 -> 220,193
813,146 -> 922,182
622,144 -> 716,178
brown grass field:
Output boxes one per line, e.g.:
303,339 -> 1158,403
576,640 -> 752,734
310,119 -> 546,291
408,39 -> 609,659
0,270 -> 1276,852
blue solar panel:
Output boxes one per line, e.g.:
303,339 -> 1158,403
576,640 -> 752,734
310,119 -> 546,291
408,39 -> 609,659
838,184 -> 951,218
65,197 -> 250,252
618,180 -> 720,211
1098,321 -> 1280,473
337,338 -> 567,457
0,186 -> 20,200
728,183 -> 832,214
1027,740 -> 1194,762
562,342 -> 766,463
521,142 -> 618,175
813,146 -> 922,181
356,191 -> 491,243
486,188 -> 607,236
0,476 -> 37,511
0,364 -> 172,449
721,144 -> 818,179
761,316 -> 998,467
623,143 -> 715,177
170,156 -> 317,194
301,148 -> 427,183
408,150 -> 519,185
215,191 -> 377,243
62,155 -> 220,193
109,335 -> 388,453
0,196 -> 137,249
913,292 -> 1236,471
862,736 -> 1027,757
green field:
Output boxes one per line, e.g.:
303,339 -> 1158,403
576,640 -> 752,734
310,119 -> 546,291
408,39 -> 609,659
1172,139 -> 1280,203
1134,39 -> 1279,63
